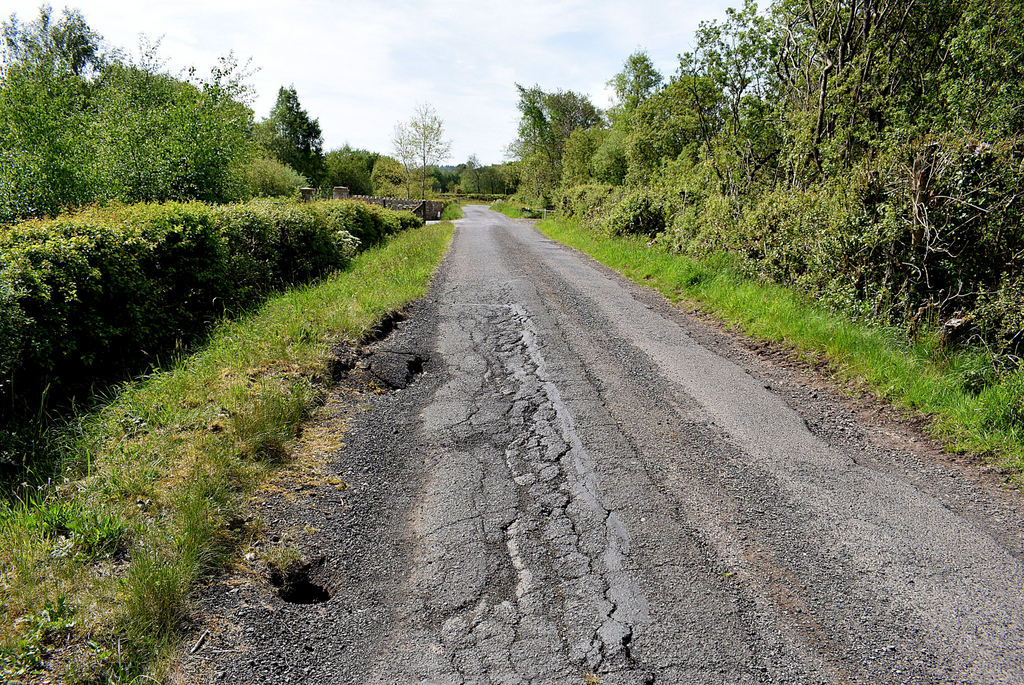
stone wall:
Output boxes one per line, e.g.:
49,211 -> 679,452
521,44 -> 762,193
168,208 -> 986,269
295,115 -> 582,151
349,195 -> 445,220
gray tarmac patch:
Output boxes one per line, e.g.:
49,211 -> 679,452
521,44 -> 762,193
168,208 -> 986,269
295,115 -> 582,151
181,206 -> 1024,684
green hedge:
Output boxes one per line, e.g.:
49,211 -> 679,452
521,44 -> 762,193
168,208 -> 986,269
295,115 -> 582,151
603,190 -> 667,237
0,199 -> 421,432
556,184 -> 625,224
557,136 -> 1024,361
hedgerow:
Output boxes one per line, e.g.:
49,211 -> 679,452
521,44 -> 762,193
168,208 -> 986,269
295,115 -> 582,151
0,199 -> 421,470
0,223 -> 454,683
603,189 -> 667,237
557,133 -> 1024,365
524,0 -> 1024,399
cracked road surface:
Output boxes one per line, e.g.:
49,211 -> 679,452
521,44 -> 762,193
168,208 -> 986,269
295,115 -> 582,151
192,206 -> 1024,684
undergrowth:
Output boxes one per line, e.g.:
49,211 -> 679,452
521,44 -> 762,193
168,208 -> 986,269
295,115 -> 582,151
0,222 -> 454,682
538,215 -> 1024,481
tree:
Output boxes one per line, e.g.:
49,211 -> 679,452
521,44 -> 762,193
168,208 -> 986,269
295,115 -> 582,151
0,7 -> 258,221
0,54 -> 93,221
609,50 -> 663,115
90,59 -> 255,203
322,145 -> 379,196
678,0 -> 778,192
625,75 -> 722,184
561,128 -> 602,186
432,167 -> 460,193
512,84 -> 601,203
2,5 -> 105,77
370,156 -> 406,197
258,86 -> 323,184
940,0 -> 1024,137
477,164 -> 505,194
591,127 -> 628,185
391,121 -> 417,198
498,161 -> 521,196
0,7 -> 106,221
461,154 -> 481,192
768,0 -> 949,174
393,103 -> 452,199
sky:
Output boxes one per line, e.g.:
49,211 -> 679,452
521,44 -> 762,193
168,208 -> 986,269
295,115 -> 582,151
4,0 -> 737,165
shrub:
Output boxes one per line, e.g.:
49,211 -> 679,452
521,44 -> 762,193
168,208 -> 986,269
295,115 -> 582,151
975,274 -> 1024,357
235,156 -> 307,199
604,190 -> 667,236
0,63 -> 96,225
0,199 -> 420,456
91,63 -> 254,205
556,184 -> 623,222
0,43 -> 259,224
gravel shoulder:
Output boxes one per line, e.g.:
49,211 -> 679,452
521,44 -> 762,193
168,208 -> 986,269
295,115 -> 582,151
177,206 -> 1024,684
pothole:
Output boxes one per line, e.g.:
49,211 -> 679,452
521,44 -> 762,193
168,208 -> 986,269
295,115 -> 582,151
328,343 -> 427,391
370,352 -> 427,389
327,309 -> 427,391
267,555 -> 334,605
279,576 -> 331,604
407,355 -> 424,376
360,310 -> 406,343
327,343 -> 361,382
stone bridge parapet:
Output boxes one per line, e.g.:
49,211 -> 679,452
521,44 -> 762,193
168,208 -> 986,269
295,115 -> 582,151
350,195 -> 445,221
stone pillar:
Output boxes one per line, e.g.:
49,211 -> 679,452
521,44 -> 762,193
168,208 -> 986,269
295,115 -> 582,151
300,187 -> 314,202
333,186 -> 350,200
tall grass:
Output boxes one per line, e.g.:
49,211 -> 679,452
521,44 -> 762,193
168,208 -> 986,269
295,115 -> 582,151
0,222 -> 454,682
440,201 -> 465,220
537,216 -> 1024,479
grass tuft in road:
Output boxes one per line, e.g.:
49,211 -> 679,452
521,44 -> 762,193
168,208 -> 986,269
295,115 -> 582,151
537,215 -> 1024,482
0,222 -> 454,682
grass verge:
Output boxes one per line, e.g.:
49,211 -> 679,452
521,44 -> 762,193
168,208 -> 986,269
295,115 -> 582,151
537,215 -> 1024,481
0,222 -> 454,682
491,200 -> 544,219
440,201 -> 465,220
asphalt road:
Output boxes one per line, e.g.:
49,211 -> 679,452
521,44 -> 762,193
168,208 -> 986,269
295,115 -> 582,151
188,206 -> 1024,684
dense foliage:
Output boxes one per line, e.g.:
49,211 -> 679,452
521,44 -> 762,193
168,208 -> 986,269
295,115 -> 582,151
0,8 -> 266,223
255,86 -> 324,183
322,146 -> 380,196
0,199 -> 421,470
514,0 -> 1024,373
438,155 -> 516,195
0,7 -> 428,223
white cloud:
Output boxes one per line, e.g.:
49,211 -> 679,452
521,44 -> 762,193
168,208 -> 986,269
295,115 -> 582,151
4,0 -> 736,164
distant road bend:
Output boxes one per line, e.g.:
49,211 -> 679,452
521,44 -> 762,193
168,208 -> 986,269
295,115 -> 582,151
200,205 -> 1024,684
